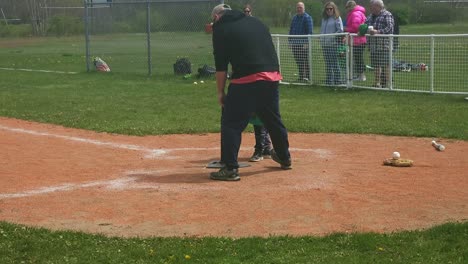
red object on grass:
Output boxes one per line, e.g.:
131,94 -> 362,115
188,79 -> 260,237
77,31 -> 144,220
205,23 -> 213,34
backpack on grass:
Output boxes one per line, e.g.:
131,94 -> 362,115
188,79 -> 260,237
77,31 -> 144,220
173,58 -> 192,75
197,64 -> 216,78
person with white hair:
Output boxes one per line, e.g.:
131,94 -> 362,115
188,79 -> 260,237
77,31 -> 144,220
210,4 -> 292,181
366,0 -> 394,88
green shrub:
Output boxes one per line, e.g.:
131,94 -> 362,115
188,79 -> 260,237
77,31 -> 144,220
0,23 -> 32,37
113,21 -> 133,33
418,5 -> 454,24
47,15 -> 84,36
388,6 -> 409,25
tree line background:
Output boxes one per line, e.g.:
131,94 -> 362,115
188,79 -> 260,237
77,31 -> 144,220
0,0 -> 467,37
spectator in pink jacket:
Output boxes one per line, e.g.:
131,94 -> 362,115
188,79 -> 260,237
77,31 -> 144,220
344,1 -> 367,81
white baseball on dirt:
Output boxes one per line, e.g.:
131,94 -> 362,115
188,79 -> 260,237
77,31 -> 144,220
392,151 -> 400,159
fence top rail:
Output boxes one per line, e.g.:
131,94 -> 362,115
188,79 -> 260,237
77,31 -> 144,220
426,34 -> 468,37
272,33 -> 468,38
271,33 -> 347,38
85,0 -> 216,5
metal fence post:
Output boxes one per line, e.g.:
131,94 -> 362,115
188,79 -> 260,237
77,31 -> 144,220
389,35 -> 393,90
308,35 -> 312,84
84,0 -> 90,72
347,33 -> 352,88
430,35 -> 435,93
147,0 -> 152,76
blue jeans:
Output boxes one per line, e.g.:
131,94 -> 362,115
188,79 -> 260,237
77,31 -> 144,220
254,125 -> 272,153
322,45 -> 341,85
221,81 -> 290,169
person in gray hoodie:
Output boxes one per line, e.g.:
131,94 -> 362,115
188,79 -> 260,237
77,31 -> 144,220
320,2 -> 343,86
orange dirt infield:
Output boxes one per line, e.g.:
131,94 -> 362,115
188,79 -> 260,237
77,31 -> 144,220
1,117 -> 467,238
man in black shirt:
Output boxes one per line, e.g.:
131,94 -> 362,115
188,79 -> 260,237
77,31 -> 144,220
210,4 -> 292,181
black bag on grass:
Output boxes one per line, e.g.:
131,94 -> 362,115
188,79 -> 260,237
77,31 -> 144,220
173,58 -> 192,75
197,64 -> 216,78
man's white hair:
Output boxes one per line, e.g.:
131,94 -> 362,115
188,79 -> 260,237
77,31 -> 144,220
211,4 -> 232,17
370,0 -> 385,8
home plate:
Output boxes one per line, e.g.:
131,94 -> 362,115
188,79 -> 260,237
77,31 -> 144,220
206,160 -> 251,168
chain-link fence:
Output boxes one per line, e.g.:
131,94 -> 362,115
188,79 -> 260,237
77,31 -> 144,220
273,33 -> 468,94
1,0 -> 467,94
0,0 -> 85,36
85,0 -> 223,75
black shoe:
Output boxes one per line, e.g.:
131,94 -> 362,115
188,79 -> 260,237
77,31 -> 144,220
210,167 -> 240,181
249,150 -> 263,162
270,150 -> 292,170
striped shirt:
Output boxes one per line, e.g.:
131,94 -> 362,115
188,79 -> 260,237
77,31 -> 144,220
366,9 -> 394,51
366,9 -> 394,35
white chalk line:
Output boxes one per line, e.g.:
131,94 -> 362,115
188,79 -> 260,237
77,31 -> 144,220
0,124 -> 333,159
0,124 -> 171,158
0,169 -> 229,199
0,67 -> 78,74
0,169 -> 327,200
0,124 -> 334,199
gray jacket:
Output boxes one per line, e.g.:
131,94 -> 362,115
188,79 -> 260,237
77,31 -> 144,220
320,16 -> 343,46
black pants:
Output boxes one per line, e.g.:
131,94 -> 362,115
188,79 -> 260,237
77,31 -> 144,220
221,81 -> 290,169
353,44 -> 366,75
291,44 -> 310,80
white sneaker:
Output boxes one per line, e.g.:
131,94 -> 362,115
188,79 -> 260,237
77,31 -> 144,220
358,74 -> 366,81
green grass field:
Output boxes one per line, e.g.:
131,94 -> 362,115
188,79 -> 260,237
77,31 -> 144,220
0,70 -> 467,139
1,221 -> 467,263
0,23 -> 467,262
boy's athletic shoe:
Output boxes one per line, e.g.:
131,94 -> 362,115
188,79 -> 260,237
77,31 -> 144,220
249,150 -> 264,162
353,73 -> 367,82
271,150 -> 292,170
210,167 -> 240,181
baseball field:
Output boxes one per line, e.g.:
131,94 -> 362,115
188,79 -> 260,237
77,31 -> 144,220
1,24 -> 467,263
